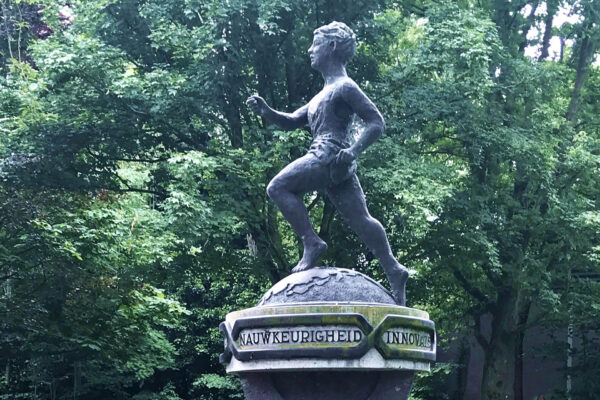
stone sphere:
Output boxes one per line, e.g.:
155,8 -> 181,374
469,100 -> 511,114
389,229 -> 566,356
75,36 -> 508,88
258,267 -> 396,306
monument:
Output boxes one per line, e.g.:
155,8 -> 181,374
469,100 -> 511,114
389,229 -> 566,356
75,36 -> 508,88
220,22 -> 436,399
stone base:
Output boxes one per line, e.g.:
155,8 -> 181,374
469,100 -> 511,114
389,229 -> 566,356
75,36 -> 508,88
219,268 -> 436,400
240,371 -> 414,400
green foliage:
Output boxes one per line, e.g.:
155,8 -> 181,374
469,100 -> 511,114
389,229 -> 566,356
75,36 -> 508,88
194,374 -> 244,400
410,363 -> 462,400
132,383 -> 183,400
1,0 -> 599,399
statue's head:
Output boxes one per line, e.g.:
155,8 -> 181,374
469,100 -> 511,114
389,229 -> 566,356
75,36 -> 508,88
309,21 -> 356,70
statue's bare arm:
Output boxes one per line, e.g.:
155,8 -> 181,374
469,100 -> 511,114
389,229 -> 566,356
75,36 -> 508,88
246,95 -> 308,130
336,80 -> 386,164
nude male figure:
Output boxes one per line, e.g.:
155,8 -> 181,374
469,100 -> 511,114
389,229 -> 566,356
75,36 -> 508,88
246,22 -> 408,305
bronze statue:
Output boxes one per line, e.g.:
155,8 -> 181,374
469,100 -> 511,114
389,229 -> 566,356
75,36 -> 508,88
246,22 -> 408,305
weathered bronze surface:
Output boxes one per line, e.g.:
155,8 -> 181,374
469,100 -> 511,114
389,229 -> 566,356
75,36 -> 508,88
246,22 -> 408,305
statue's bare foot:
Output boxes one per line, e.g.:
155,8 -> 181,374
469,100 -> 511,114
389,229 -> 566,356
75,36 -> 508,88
292,239 -> 328,273
384,262 -> 409,306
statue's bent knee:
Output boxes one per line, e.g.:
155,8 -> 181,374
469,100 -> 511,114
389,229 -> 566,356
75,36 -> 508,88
266,179 -> 281,200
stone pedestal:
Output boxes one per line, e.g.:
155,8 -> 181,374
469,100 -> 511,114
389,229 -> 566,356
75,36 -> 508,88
220,267 -> 436,400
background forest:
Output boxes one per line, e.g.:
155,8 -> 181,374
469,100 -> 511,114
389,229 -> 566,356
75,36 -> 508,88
1,0 -> 599,399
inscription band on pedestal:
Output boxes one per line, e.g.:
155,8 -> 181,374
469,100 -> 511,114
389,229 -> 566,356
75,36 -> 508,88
220,305 -> 436,371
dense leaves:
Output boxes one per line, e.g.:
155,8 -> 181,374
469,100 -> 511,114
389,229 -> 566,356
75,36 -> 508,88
1,0 -> 599,399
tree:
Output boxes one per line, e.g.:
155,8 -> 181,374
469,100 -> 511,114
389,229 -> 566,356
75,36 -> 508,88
2,0 -> 599,399
377,2 -> 600,399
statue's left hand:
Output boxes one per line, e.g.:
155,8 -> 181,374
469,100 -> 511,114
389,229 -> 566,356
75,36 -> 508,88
336,148 -> 358,164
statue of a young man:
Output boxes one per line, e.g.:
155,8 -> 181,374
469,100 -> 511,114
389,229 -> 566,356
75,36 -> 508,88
246,22 -> 408,305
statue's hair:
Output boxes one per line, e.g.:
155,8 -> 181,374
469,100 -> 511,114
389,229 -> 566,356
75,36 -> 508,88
314,21 -> 357,65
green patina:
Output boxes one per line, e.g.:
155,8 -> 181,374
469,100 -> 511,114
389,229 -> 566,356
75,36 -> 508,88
222,303 -> 436,363
227,304 -> 429,328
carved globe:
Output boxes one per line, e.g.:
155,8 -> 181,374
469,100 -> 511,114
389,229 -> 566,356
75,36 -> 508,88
259,267 -> 397,306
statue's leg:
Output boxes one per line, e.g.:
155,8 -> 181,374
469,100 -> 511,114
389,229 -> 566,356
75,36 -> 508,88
327,176 -> 409,305
267,154 -> 330,272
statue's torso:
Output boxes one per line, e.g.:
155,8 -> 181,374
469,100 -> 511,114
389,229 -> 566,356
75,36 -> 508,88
307,78 -> 354,147
305,78 -> 358,183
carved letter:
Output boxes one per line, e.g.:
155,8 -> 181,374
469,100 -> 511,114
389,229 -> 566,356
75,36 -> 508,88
260,331 -> 272,344
402,332 -> 408,344
291,330 -> 300,343
301,330 -> 310,343
326,330 -> 335,342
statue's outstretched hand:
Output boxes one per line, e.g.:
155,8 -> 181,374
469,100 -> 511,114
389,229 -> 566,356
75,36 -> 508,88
246,95 -> 268,117
336,148 -> 358,165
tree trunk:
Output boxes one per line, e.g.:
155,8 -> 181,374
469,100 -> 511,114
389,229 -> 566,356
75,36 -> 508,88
1,1 -> 14,61
4,269 -> 11,386
519,2 -> 539,54
493,0 -> 511,45
481,292 -> 528,400
51,379 -> 58,400
538,2 -> 557,61
223,98 -> 244,149
73,361 -> 81,400
285,43 -> 298,107
318,197 -> 335,244
566,35 -> 595,122
457,336 -> 470,399
481,329 -> 516,399
263,200 -> 290,281
513,301 -> 531,400
281,13 -> 299,108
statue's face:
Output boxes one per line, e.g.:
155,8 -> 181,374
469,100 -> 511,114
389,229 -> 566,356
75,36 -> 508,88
308,34 -> 334,71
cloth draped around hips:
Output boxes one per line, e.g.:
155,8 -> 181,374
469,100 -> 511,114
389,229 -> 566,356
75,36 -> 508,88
307,134 -> 357,185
